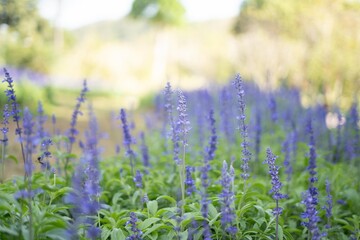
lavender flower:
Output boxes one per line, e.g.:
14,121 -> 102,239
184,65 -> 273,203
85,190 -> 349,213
87,226 -> 101,240
120,108 -> 136,174
282,133 -> 292,183
233,73 -> 251,181
301,190 -> 323,240
306,118 -> 319,204
254,108 -> 262,163
269,95 -> 278,123
176,90 -> 191,152
219,160 -> 237,235
140,132 -> 150,167
126,212 -> 142,240
67,80 -> 88,152
133,170 -> 143,188
38,139 -> 52,171
23,108 -> 36,178
1,104 -> 10,145
322,179 -> 332,228
36,101 -> 47,139
206,109 -> 217,161
185,166 -> 196,195
220,87 -> 234,143
3,69 -> 25,163
264,148 -> 287,204
163,82 -> 174,152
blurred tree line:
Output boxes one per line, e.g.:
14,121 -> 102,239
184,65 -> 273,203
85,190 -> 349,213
233,0 -> 360,107
0,0 -> 70,74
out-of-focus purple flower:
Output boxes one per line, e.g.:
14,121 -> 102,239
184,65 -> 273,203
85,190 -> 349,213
233,73 -> 251,181
301,190 -> 324,240
140,132 -> 150,167
336,199 -> 346,205
333,112 -> 342,163
206,109 -> 217,161
306,118 -> 318,184
14,189 -> 34,200
39,138 -> 52,171
67,80 -> 88,151
23,107 -> 36,178
219,160 -> 237,235
282,133 -> 292,183
264,148 -> 287,216
120,108 -> 136,173
322,179 -> 333,228
269,95 -> 278,123
185,166 -> 196,195
126,212 -> 142,240
176,90 -> 191,153
87,226 -> 101,240
254,108 -> 262,163
0,104 -> 10,146
348,103 -> 359,160
220,87 -> 234,143
134,170 -> 143,188
36,101 -> 47,139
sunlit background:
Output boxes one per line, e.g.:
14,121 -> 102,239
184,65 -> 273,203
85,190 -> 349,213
1,0 -> 360,108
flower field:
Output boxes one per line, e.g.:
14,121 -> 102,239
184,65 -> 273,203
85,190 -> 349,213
0,69 -> 359,240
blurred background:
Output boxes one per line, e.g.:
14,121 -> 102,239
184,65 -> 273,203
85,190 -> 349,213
1,0 -> 360,109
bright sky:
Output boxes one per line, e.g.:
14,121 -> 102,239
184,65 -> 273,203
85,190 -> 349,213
38,0 -> 243,29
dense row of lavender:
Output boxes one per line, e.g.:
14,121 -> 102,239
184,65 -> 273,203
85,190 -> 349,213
0,69 -> 359,239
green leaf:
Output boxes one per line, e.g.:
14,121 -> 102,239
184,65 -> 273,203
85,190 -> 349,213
7,155 -> 18,164
179,230 -> 188,240
156,195 -> 177,207
278,224 -> 284,240
147,200 -> 158,216
111,228 -> 126,240
142,224 -> 171,238
208,204 -> 218,219
0,225 -> 18,236
138,217 -> 160,230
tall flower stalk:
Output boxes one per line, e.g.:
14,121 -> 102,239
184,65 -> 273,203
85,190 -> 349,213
65,80 -> 88,179
264,147 -> 287,240
0,104 -> 10,182
176,90 -> 190,216
2,69 -> 26,176
219,160 -> 237,236
233,73 -> 251,188
120,108 -> 136,176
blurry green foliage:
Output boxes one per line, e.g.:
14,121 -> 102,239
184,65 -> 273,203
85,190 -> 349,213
234,0 -> 360,107
130,0 -> 185,26
0,0 -> 54,73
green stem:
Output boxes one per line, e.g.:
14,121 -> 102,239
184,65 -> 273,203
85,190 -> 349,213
1,141 -> 4,183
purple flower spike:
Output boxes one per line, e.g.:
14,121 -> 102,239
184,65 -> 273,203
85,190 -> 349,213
233,73 -> 251,181
133,170 -> 143,188
219,160 -> 237,235
126,212 -> 142,240
185,166 -> 196,195
120,108 -> 136,174
67,80 -> 88,153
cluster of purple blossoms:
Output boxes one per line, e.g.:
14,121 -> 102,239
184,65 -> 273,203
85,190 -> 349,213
206,109 -> 217,161
1,104 -> 10,145
254,108 -> 262,162
269,96 -> 278,123
23,108 -> 37,178
67,80 -> 88,150
120,108 -> 136,173
176,90 -> 191,152
126,212 -> 143,240
301,190 -> 324,240
282,133 -> 293,183
219,160 -> 237,235
133,170 -> 143,188
185,166 -> 196,195
264,148 -> 287,215
233,73 -> 251,181
322,179 -> 333,229
140,132 -> 150,167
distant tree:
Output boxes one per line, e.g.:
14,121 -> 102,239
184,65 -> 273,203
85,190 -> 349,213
130,0 -> 185,85
0,0 -> 54,73
233,0 -> 360,107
